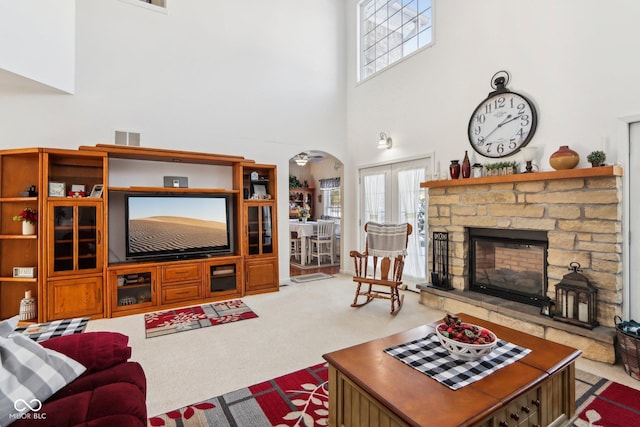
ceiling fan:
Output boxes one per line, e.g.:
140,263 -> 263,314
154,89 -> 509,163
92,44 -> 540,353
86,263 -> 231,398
292,151 -> 325,166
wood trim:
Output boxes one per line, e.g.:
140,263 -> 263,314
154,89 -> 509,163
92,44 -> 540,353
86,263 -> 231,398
79,144 -> 247,165
420,165 -> 623,189
109,186 -> 240,193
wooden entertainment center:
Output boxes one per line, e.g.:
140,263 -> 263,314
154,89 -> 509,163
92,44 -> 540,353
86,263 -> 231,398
0,145 -> 279,322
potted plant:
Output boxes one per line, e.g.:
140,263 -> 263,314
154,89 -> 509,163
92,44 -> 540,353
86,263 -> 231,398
13,207 -> 37,235
289,175 -> 301,188
298,205 -> 311,222
587,150 -> 606,167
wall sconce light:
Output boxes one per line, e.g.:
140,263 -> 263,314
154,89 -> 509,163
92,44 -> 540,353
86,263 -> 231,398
378,132 -> 392,150
293,153 -> 309,166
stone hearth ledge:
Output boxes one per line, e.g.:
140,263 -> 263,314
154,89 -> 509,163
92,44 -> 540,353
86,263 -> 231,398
417,284 -> 616,364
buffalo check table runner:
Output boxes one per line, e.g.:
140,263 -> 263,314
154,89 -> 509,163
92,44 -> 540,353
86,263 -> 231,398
383,333 -> 531,390
11,317 -> 89,342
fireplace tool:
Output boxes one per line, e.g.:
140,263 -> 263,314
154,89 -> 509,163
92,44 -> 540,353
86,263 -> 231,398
431,232 -> 452,290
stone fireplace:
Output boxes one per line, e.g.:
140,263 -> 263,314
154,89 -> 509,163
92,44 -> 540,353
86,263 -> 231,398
418,166 -> 623,363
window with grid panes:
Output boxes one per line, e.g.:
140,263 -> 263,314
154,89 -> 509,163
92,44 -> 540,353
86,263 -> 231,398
323,188 -> 341,219
358,0 -> 433,81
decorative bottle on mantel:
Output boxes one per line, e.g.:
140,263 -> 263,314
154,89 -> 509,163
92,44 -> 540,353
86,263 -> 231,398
549,145 -> 580,170
461,150 -> 471,178
449,160 -> 461,179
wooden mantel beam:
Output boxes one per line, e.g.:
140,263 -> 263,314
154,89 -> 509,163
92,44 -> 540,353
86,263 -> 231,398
420,165 -> 623,189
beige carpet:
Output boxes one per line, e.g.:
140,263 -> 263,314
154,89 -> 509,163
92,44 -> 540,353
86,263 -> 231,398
85,273 -> 640,418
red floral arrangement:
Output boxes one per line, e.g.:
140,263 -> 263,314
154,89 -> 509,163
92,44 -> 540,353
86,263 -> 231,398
13,207 -> 38,224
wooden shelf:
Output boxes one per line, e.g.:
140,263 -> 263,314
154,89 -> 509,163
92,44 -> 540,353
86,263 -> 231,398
0,277 -> 37,283
421,165 -> 623,189
0,234 -> 38,240
0,197 -> 38,203
109,186 -> 239,193
45,196 -> 103,202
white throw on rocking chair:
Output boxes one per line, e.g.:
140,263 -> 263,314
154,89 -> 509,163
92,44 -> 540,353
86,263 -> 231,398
350,222 -> 412,315
309,220 -> 335,266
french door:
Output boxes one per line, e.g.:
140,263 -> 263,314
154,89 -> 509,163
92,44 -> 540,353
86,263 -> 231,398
359,158 -> 431,284
628,123 -> 640,320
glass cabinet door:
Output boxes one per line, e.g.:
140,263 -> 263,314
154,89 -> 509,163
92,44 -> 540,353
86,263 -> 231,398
247,204 -> 273,256
112,270 -> 155,311
50,202 -> 101,274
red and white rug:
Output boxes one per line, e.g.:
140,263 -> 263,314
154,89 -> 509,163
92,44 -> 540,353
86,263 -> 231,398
148,363 -> 328,426
573,375 -> 640,427
147,363 -> 640,427
144,299 -> 258,338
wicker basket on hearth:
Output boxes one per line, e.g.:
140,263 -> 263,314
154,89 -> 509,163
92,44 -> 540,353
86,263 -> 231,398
615,315 -> 640,381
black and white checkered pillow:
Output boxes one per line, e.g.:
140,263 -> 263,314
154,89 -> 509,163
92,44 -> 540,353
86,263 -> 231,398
0,317 -> 86,426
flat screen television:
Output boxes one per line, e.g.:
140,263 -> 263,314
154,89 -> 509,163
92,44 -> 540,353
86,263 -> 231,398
124,193 -> 234,260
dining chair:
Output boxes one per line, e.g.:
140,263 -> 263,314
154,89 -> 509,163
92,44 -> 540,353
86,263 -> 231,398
309,220 -> 335,266
290,231 -> 302,262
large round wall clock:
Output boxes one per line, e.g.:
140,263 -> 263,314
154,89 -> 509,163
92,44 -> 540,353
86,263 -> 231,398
467,71 -> 538,158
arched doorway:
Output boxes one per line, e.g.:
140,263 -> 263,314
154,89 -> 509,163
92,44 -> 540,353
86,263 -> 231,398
288,150 -> 343,277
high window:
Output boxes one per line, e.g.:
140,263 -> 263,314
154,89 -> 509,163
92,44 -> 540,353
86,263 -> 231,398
358,0 -> 434,81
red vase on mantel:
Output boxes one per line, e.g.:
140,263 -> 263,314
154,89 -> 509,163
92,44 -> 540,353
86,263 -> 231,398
462,151 -> 471,178
449,160 -> 461,179
549,145 -> 580,170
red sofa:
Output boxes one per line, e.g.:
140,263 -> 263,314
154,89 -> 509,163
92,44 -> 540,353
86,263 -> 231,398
12,332 -> 147,427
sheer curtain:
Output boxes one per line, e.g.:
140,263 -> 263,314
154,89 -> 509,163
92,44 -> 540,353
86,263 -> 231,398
398,168 -> 426,280
364,174 -> 385,223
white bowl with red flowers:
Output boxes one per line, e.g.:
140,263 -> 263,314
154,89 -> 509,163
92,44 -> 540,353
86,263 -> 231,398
435,315 -> 497,361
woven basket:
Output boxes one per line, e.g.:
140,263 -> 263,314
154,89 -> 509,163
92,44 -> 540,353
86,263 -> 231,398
615,315 -> 640,381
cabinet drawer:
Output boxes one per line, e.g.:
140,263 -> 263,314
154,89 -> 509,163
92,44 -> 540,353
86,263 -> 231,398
161,263 -> 202,283
162,283 -> 201,304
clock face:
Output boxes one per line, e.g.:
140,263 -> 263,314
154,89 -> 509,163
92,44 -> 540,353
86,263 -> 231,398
468,91 -> 537,158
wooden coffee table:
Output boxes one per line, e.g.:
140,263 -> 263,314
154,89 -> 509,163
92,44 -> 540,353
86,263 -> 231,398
322,313 -> 581,427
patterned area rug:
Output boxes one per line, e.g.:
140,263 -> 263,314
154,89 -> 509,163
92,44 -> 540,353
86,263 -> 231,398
144,300 -> 258,338
11,317 -> 89,342
148,363 -> 328,427
572,369 -> 640,426
148,365 -> 640,427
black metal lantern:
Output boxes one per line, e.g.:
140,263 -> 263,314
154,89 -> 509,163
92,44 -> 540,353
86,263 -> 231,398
539,296 -> 555,317
554,262 -> 598,329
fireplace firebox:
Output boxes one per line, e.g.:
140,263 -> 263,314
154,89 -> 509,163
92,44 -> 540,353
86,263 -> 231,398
469,228 -> 548,307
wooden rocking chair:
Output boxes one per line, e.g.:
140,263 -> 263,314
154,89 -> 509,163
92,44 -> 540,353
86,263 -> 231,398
350,222 -> 412,315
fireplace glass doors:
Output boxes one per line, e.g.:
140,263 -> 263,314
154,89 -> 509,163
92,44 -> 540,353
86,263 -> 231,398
469,228 -> 548,307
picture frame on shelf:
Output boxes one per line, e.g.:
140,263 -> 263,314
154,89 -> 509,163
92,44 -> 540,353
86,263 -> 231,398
89,184 -> 104,198
48,182 -> 66,197
252,184 -> 267,198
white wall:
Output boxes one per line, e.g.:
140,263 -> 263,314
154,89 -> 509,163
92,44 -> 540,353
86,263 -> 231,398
343,0 -> 640,268
5,1 -> 640,285
0,0 -> 347,279
0,0 -> 75,93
